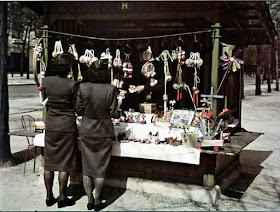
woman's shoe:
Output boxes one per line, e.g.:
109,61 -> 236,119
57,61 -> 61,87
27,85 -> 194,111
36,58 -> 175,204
87,202 -> 94,210
57,198 -> 75,208
93,202 -> 107,211
46,196 -> 57,207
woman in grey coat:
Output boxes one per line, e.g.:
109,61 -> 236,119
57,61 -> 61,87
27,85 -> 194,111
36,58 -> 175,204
42,53 -> 78,208
76,59 -> 118,210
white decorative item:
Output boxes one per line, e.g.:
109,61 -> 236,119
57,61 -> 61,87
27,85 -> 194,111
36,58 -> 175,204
113,49 -> 122,68
52,40 -> 63,58
79,49 -> 98,67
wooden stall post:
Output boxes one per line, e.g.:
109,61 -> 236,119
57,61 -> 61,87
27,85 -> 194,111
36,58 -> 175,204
211,23 -> 222,117
275,36 -> 279,91
42,25 -> 49,123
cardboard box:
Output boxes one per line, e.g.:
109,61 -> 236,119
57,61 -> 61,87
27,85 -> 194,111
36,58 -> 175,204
139,103 -> 156,114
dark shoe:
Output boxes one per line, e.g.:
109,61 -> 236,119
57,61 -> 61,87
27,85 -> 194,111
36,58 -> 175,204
87,202 -> 94,210
94,201 -> 107,211
46,196 -> 57,207
57,198 -> 75,208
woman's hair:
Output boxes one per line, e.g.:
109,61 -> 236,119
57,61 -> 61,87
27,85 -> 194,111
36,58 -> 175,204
50,52 -> 75,78
86,59 -> 111,83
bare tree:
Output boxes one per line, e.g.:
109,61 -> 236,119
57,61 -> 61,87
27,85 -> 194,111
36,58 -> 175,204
8,2 -> 42,78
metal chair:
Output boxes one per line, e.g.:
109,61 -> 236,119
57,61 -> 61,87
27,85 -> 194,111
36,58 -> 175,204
21,115 -> 37,176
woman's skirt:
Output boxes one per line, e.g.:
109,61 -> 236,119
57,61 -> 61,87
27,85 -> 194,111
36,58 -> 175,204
44,131 -> 78,172
80,135 -> 112,179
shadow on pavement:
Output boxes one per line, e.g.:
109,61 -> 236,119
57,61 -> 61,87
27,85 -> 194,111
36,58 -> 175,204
223,149 -> 272,199
11,146 -> 42,165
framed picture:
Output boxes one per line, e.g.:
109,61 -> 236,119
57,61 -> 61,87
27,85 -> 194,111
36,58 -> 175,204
169,109 -> 195,128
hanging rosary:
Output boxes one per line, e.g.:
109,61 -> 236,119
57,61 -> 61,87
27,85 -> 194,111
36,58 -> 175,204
185,35 -> 203,107
122,43 -> 133,79
173,43 -> 186,101
186,52 -> 203,106
156,49 -> 173,116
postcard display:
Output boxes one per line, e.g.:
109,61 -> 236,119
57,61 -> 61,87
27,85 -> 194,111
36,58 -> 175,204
34,30 -> 244,165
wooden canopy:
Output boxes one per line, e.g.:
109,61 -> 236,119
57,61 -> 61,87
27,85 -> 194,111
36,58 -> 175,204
24,1 -> 277,46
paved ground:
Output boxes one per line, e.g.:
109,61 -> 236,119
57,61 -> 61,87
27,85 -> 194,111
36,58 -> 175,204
1,74 -> 280,211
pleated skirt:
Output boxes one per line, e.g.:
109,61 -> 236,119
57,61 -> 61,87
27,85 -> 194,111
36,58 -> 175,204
44,131 -> 78,172
80,135 -> 112,179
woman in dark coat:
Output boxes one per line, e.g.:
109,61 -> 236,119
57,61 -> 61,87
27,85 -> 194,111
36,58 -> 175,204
76,59 -> 118,210
42,53 -> 78,208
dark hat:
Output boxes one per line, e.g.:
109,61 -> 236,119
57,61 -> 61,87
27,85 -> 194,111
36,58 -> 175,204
86,59 -> 111,83
53,52 -> 75,65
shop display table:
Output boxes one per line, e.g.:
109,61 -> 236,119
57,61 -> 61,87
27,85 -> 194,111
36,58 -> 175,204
32,123 -> 261,190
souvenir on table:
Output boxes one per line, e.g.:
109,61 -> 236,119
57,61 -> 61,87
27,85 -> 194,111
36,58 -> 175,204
152,111 -> 172,126
169,100 -> 176,111
185,34 -> 203,107
169,109 -> 195,128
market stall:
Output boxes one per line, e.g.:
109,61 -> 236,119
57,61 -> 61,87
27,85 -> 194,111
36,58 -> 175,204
27,1 -> 276,189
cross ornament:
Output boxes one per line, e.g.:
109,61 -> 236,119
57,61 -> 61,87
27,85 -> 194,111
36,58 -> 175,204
200,87 -> 223,110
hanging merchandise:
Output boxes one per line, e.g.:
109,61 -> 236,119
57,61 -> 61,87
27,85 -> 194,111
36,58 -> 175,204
217,44 -> 244,94
33,38 -> 47,103
141,46 -> 156,78
156,49 -> 173,116
79,49 -> 98,67
113,42 -> 123,68
185,52 -> 203,107
68,39 -> 82,82
52,40 -> 64,58
101,45 -> 113,84
172,47 -> 185,101
122,43 -> 133,79
185,34 -> 203,107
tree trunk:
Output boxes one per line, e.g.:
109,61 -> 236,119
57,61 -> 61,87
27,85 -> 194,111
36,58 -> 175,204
276,37 -> 279,91
0,2 -> 12,165
26,25 -> 31,79
268,46 -> 272,93
20,28 -> 28,77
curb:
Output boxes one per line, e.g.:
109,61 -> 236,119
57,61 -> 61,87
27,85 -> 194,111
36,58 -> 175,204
8,83 -> 36,86
105,176 -> 221,204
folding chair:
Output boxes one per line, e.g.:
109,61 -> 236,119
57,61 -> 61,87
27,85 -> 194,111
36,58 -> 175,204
21,115 -> 37,176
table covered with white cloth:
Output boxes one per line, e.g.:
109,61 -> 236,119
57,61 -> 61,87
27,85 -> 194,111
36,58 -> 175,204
34,122 -> 201,165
